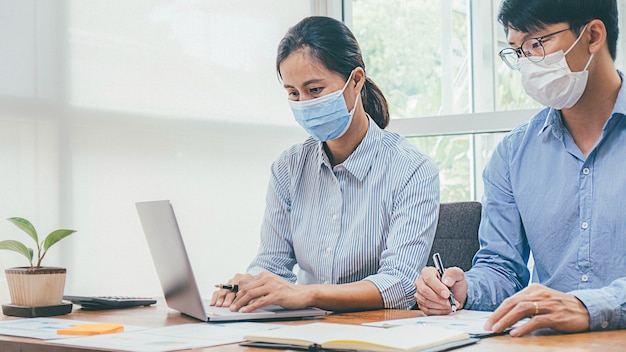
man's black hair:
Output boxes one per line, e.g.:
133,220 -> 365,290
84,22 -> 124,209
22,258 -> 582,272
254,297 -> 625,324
498,0 -> 619,60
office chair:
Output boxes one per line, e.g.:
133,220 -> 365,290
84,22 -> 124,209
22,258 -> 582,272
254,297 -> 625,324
426,201 -> 482,272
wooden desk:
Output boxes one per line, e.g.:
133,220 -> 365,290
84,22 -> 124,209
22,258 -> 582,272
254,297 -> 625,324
0,302 -> 624,352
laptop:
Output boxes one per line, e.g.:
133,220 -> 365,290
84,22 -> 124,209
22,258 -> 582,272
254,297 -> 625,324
135,200 -> 331,322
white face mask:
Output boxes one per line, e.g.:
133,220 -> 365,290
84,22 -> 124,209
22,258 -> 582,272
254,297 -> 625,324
519,25 -> 593,110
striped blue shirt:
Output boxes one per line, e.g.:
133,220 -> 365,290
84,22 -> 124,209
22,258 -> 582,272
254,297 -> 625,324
247,118 -> 439,309
465,71 -> 626,331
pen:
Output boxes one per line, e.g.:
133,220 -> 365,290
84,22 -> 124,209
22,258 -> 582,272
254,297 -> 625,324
432,253 -> 457,312
214,284 -> 238,293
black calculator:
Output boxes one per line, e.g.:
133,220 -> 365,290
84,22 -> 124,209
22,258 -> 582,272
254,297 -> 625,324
63,295 -> 157,310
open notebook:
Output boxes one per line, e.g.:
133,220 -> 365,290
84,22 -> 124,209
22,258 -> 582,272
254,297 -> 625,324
242,322 -> 478,352
136,200 -> 330,322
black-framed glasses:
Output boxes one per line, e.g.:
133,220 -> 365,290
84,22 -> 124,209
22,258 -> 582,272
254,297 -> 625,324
498,28 -> 571,70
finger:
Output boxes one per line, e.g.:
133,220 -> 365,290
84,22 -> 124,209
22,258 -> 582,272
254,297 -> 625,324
229,291 -> 249,312
239,295 -> 269,313
221,291 -> 237,306
484,293 -> 523,329
419,304 -> 455,316
415,288 -> 454,314
489,301 -> 536,333
509,313 -> 552,337
229,283 -> 269,312
210,289 -> 229,307
209,290 -> 219,306
440,267 -> 465,288
419,267 -> 451,300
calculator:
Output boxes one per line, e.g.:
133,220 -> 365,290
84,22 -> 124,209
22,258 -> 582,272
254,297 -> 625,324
63,295 -> 157,310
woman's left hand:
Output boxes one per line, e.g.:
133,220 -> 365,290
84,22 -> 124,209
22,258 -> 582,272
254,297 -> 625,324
229,271 -> 313,313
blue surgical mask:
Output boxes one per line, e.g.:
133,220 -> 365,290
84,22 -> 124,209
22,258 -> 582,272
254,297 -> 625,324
288,71 -> 359,142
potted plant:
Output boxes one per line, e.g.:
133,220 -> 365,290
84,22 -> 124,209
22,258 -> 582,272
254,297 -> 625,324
0,217 -> 76,308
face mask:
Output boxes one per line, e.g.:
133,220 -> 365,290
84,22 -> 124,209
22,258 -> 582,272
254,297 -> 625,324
288,71 -> 359,142
519,25 -> 593,109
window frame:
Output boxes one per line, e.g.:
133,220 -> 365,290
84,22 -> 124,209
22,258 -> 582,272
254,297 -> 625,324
338,0 -> 626,138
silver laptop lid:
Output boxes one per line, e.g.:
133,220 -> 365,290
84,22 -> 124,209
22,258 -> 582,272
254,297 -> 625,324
137,200 -> 331,322
136,200 -> 207,321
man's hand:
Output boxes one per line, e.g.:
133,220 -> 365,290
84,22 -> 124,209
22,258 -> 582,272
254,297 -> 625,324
484,283 -> 590,336
414,266 -> 468,315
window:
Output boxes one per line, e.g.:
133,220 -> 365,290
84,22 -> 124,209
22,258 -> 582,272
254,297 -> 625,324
349,0 -> 626,201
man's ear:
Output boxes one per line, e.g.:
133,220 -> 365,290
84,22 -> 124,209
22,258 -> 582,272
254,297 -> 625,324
587,19 -> 607,55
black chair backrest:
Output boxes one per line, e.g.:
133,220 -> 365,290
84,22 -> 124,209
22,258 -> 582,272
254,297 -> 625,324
426,201 -> 482,272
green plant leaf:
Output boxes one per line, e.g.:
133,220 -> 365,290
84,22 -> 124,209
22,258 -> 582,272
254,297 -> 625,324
7,217 -> 38,244
42,229 -> 76,251
0,240 -> 34,266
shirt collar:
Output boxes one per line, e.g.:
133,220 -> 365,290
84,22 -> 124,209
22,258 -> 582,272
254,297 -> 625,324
317,115 -> 382,181
607,70 -> 626,126
538,109 -> 565,139
538,69 -> 626,138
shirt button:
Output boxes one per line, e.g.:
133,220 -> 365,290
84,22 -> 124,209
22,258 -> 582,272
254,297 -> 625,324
332,214 -> 338,221
326,247 -> 332,253
582,275 -> 589,282
582,168 -> 590,175
581,222 -> 589,229
601,321 -> 609,329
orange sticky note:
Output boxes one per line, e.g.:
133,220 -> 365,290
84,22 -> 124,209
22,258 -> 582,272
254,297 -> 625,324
57,323 -> 124,335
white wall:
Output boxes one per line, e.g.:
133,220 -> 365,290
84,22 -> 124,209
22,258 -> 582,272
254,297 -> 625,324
0,0 -> 311,302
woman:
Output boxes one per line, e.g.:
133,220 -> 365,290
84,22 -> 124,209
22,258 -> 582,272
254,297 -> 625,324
211,16 -> 439,312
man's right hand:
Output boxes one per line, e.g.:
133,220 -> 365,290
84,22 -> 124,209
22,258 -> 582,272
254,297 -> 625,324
414,266 -> 468,315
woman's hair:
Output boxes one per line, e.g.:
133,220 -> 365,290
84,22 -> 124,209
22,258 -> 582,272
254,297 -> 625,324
276,16 -> 389,129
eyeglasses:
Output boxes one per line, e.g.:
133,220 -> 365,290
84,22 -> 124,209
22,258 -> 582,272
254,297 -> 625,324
498,28 -> 571,70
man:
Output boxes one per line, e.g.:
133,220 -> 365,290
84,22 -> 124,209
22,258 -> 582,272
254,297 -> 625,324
414,0 -> 625,336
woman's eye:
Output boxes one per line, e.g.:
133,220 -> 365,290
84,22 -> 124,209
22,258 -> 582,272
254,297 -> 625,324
310,87 -> 322,94
288,91 -> 299,97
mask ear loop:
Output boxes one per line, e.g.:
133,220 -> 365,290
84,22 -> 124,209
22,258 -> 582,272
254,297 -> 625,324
561,24 -> 593,72
341,69 -> 364,114
334,70 -> 362,139
564,24 -> 594,71
564,24 -> 588,56
340,70 -> 356,93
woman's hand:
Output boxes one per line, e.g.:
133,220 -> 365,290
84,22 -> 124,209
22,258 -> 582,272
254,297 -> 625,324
209,272 -> 254,307
229,271 -> 314,313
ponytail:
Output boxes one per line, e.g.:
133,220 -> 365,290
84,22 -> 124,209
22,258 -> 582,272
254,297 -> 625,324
362,77 -> 389,129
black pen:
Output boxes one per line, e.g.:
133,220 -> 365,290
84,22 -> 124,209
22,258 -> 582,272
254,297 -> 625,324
432,253 -> 457,312
214,284 -> 238,293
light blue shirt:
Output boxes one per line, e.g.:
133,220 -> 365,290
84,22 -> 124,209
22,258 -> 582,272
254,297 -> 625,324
465,71 -> 626,331
248,118 -> 439,309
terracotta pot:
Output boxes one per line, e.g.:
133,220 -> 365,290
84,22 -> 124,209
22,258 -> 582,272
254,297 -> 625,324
5,267 -> 66,307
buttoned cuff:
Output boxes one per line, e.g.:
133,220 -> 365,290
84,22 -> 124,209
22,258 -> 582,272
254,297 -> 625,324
570,289 -> 619,331
364,273 -> 414,310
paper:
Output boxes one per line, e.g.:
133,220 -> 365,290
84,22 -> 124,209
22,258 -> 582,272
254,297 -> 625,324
49,322 -> 281,352
0,317 -> 147,340
363,310 -> 526,337
0,318 -> 145,340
